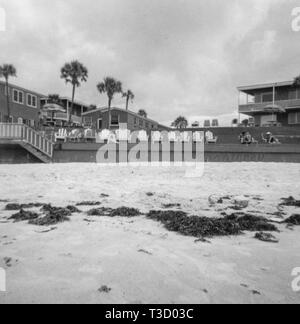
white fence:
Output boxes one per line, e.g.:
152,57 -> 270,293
0,123 -> 53,158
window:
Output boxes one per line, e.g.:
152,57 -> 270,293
27,94 -> 37,108
262,92 -> 273,103
139,119 -> 143,127
83,117 -> 92,127
97,119 -> 103,129
13,89 -> 24,104
134,118 -> 137,125
288,112 -> 300,124
289,90 -> 297,100
111,114 -> 119,126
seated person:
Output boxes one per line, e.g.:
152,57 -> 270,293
262,132 -> 280,144
239,132 -> 246,144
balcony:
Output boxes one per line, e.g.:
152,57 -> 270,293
53,113 -> 82,124
239,99 -> 300,114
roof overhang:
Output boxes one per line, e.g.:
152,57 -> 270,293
238,81 -> 295,95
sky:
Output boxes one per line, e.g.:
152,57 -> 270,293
0,0 -> 300,126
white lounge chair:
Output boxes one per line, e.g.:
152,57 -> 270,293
168,131 -> 179,142
55,129 -> 67,142
138,130 -> 148,142
205,131 -> 218,144
116,128 -> 131,141
179,132 -> 191,143
152,131 -> 161,142
99,129 -> 110,142
84,128 -> 95,142
193,131 -> 204,143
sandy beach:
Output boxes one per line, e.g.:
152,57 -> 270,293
0,162 -> 300,304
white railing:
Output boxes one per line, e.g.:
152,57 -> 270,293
0,123 -> 53,158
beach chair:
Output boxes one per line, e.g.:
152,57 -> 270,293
108,132 -> 117,144
179,131 -> 191,143
116,128 -> 131,141
168,131 -> 179,142
152,131 -> 162,142
68,129 -> 82,142
55,129 -> 67,142
204,120 -> 211,128
212,119 -> 219,127
138,130 -> 149,142
206,131 -> 218,144
99,129 -> 110,142
84,128 -> 95,142
193,131 -> 204,143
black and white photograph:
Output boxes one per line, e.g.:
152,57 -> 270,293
0,0 -> 300,307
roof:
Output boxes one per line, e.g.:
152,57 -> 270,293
82,107 -> 167,127
0,80 -> 46,97
238,81 -> 295,94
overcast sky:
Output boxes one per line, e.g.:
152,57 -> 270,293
1,0 -> 300,125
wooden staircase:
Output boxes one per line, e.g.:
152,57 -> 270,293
0,123 -> 53,163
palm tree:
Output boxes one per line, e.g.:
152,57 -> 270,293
171,116 -> 188,129
61,61 -> 88,124
123,90 -> 135,110
138,109 -> 148,118
97,77 -> 123,129
293,75 -> 300,88
0,64 -> 17,122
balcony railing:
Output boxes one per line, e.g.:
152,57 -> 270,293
239,99 -> 300,113
52,113 -> 82,124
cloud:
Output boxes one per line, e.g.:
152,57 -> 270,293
0,0 -> 297,125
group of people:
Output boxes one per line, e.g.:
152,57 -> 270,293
239,131 -> 280,145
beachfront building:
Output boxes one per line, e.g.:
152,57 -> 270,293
238,81 -> 300,127
0,81 -> 45,127
40,97 -> 90,126
82,107 -> 170,132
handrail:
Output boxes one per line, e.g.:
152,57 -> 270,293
0,123 -> 53,158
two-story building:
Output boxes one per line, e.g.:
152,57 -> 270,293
0,81 -> 45,127
82,107 -> 170,132
238,81 -> 300,127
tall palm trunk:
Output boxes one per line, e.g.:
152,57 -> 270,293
126,95 -> 129,110
5,78 -> 10,123
108,97 -> 112,130
69,84 -> 75,124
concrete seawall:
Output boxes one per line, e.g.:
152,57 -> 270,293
1,142 -> 300,164
53,143 -> 300,163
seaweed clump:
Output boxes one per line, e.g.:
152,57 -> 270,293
29,205 -> 72,226
284,214 -> 300,225
5,203 -> 45,211
146,211 -> 278,239
280,197 -> 300,208
87,207 -> 141,218
9,209 -> 39,222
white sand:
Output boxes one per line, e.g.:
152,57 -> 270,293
0,163 -> 299,304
